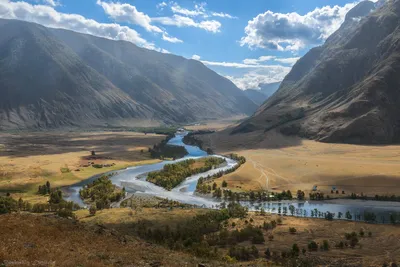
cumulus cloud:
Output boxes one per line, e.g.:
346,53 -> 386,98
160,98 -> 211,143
0,0 -> 173,51
152,15 -> 221,33
191,54 -> 201,60
226,66 -> 291,90
226,68 -> 290,90
96,0 -> 162,33
240,3 -> 357,51
200,57 -> 291,90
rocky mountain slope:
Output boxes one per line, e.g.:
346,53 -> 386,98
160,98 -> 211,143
233,0 -> 400,144
244,89 -> 269,105
0,19 -> 257,130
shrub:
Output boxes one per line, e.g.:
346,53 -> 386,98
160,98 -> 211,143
289,227 -> 297,234
322,240 -> 329,251
89,205 -> 97,216
308,241 -> 318,251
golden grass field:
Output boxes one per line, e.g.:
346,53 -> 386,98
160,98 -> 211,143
0,131 -> 163,202
199,129 -> 400,196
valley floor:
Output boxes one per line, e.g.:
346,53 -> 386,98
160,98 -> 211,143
0,131 -> 164,203
198,129 -> 400,197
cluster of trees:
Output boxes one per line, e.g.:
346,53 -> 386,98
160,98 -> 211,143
38,181 -> 51,195
149,135 -> 188,159
147,157 -> 226,190
309,192 -> 325,200
374,194 -> 400,202
0,191 -> 79,219
79,173 -> 125,209
195,154 -> 246,197
228,245 -> 259,261
133,203 -> 251,259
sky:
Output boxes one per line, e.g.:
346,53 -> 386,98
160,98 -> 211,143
0,0 -> 372,90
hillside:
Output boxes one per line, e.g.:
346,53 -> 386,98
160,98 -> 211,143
0,19 -> 257,130
233,0 -> 400,144
244,89 -> 269,105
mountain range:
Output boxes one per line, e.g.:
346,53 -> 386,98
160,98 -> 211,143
0,19 -> 257,130
233,0 -> 400,144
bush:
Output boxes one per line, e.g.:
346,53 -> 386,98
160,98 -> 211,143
89,205 -> 97,216
289,227 -> 297,234
322,240 -> 329,251
0,196 -> 17,214
308,241 -> 318,251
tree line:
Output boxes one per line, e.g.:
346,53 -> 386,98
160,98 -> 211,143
147,157 -> 226,190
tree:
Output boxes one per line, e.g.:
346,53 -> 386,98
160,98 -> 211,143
289,205 -> 295,216
308,241 -> 318,251
264,248 -> 271,259
338,212 -> 343,219
322,240 -> 329,251
292,243 -> 300,256
346,211 -> 353,220
289,227 -> 297,234
89,205 -> 97,216
222,180 -> 228,187
212,182 -> 217,190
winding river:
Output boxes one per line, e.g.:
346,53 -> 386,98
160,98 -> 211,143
65,132 -> 400,224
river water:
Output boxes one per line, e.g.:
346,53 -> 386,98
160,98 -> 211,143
65,132 -> 400,224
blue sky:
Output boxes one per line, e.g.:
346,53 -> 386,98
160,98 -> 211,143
1,0 -> 369,89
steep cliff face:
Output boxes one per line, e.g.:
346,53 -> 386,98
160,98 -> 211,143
234,0 -> 400,144
0,19 -> 257,130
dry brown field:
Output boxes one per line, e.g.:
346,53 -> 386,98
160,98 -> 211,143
198,129 -> 400,196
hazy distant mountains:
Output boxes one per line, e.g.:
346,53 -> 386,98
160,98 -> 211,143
243,82 -> 280,105
0,19 -> 257,130
234,0 -> 400,144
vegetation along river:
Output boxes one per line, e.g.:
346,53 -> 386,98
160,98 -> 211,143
65,132 -> 400,224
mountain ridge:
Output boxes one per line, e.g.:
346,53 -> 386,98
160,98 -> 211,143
233,0 -> 400,144
0,19 -> 257,130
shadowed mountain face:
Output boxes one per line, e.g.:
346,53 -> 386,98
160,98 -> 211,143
0,19 -> 257,130
233,0 -> 400,144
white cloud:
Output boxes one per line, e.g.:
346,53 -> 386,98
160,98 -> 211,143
243,56 -> 276,65
201,57 -> 291,90
162,33 -> 183,43
240,3 -> 357,51
274,57 -> 300,65
96,0 -> 162,33
156,2 -> 167,10
0,0 -> 172,51
43,0 -> 59,7
211,12 -> 237,19
201,60 -> 280,69
170,2 -> 206,17
191,54 -> 201,60
226,66 -> 291,90
152,15 -> 221,33
243,56 -> 300,66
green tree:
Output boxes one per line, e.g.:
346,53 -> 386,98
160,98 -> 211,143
222,180 -> 228,187
89,205 -> 97,216
346,211 -> 353,220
